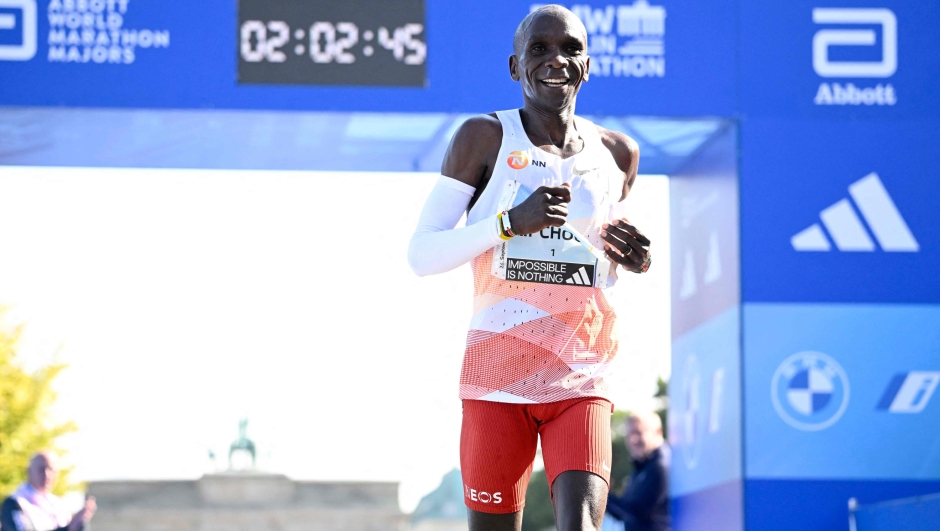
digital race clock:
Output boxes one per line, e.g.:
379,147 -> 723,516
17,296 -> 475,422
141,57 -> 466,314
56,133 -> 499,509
237,0 -> 426,87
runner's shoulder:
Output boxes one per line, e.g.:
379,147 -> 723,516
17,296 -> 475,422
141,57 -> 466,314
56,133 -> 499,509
442,114 -> 504,188
595,125 -> 639,172
595,124 -> 640,200
449,113 -> 503,155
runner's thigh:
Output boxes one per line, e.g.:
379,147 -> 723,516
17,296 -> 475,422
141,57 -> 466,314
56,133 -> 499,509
539,397 -> 612,492
460,400 -> 538,516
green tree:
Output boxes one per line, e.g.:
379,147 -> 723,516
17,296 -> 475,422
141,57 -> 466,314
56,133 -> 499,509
654,376 -> 668,440
520,466 -> 554,531
608,409 -> 633,496
0,309 -> 78,496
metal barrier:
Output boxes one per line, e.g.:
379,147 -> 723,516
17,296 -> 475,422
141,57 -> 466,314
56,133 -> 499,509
850,492 -> 940,531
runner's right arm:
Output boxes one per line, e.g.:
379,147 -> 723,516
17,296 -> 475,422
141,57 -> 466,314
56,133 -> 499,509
407,175 -> 503,277
407,116 -> 503,276
408,115 -> 573,276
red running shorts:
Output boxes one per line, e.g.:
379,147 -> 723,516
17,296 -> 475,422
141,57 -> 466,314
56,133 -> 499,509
459,397 -> 612,514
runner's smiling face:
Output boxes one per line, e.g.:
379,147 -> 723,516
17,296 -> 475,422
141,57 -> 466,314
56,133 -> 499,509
511,11 -> 590,110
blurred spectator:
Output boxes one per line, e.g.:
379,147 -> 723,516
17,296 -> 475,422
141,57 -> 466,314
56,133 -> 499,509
1,452 -> 95,531
604,412 -> 670,531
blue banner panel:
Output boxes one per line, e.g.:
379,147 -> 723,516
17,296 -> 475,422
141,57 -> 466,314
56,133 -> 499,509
740,1 -> 940,120
670,306 -> 741,497
670,123 -> 739,338
853,492 -> 940,531
671,480 -> 743,531
740,118 -> 940,304
744,303 -> 940,480
0,0 -> 736,116
746,479 -> 940,531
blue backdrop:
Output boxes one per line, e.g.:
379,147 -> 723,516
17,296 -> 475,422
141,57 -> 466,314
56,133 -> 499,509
735,2 -> 940,529
0,0 -> 736,115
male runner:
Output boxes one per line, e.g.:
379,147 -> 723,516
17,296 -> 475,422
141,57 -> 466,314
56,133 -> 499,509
408,5 -> 652,531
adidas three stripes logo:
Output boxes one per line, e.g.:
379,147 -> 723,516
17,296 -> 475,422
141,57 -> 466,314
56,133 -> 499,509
565,266 -> 593,285
791,173 -> 919,252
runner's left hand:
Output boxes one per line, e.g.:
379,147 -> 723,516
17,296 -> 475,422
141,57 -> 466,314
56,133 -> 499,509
601,218 -> 652,274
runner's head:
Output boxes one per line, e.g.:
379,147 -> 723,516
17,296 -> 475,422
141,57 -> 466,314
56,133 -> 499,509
510,5 -> 590,111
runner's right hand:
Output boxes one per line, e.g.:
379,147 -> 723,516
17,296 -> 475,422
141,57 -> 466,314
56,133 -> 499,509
507,183 -> 571,235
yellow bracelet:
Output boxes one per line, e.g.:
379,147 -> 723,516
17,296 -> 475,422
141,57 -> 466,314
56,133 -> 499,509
499,210 -> 516,237
497,215 -> 512,241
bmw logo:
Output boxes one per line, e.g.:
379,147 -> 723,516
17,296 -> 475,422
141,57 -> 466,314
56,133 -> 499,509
771,351 -> 850,431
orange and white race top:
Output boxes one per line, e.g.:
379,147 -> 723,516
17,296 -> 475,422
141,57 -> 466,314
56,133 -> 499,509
460,109 -> 623,404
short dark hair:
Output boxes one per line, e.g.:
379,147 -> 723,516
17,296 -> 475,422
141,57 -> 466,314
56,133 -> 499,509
513,5 -> 586,56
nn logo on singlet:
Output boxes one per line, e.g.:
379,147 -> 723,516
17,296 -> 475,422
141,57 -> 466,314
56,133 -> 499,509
507,151 -> 546,170
508,151 -> 529,169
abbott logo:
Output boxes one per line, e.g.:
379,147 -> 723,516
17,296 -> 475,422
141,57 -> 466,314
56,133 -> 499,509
813,8 -> 896,78
791,173 -> 918,252
0,0 -> 37,61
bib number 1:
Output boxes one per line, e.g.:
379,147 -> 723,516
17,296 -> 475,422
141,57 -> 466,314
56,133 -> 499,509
491,181 -> 610,288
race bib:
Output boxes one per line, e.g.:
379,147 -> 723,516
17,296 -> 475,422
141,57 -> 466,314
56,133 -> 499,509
491,181 -> 611,288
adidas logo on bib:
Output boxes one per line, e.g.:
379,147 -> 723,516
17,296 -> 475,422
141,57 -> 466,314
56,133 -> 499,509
564,265 -> 595,285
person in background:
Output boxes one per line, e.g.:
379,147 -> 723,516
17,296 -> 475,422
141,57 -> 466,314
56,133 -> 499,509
604,412 -> 670,531
1,451 -> 96,531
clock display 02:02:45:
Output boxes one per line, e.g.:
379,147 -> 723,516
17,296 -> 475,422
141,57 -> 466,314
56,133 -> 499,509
239,20 -> 426,65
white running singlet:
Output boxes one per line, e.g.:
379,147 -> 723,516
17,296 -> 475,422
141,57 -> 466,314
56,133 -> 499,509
460,109 -> 623,404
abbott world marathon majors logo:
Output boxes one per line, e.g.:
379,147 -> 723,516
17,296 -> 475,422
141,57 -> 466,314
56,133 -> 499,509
0,0 -> 171,64
772,352 -> 850,431
531,1 -> 666,78
812,8 -> 897,106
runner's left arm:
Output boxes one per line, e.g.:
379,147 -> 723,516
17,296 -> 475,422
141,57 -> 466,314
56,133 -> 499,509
597,127 -> 652,274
